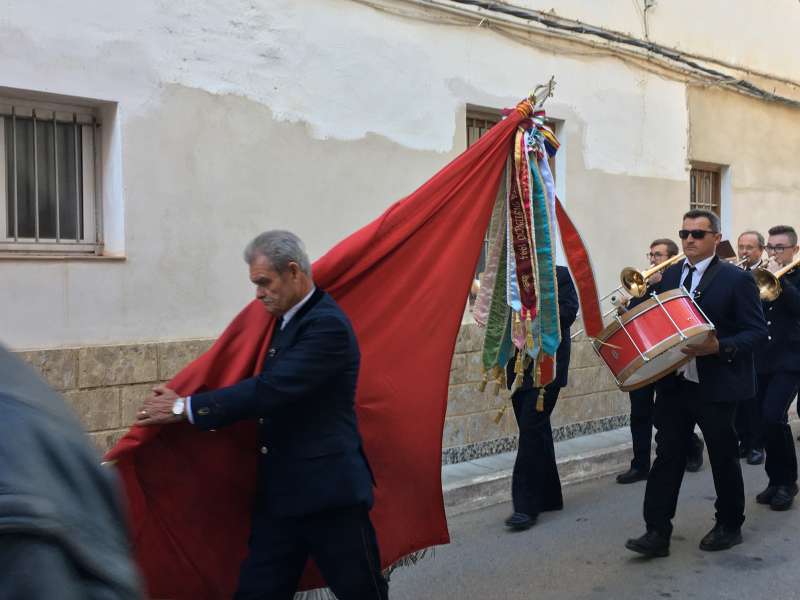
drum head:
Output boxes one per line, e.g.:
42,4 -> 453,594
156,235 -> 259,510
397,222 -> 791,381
620,329 -> 712,391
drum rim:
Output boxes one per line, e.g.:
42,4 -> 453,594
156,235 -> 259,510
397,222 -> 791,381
617,323 -> 714,391
592,288 -> 691,343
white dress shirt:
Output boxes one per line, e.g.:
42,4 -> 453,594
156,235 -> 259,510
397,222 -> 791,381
677,255 -> 715,383
186,287 -> 317,423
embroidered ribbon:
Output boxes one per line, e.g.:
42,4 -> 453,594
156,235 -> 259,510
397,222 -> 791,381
509,152 -> 537,312
472,169 -> 508,328
481,224 -> 511,373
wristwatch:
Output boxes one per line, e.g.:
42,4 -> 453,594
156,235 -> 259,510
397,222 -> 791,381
172,397 -> 186,416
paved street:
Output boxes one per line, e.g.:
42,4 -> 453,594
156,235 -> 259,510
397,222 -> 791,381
390,461 -> 800,599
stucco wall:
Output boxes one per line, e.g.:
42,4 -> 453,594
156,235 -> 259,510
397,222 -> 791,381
1,0 -> 692,349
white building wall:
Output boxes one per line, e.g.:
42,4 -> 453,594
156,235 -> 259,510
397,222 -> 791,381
0,0 -> 795,350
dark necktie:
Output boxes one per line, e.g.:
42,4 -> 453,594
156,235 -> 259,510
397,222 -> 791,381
682,266 -> 697,292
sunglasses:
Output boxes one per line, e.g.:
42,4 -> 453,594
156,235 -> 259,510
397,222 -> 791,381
678,229 -> 716,240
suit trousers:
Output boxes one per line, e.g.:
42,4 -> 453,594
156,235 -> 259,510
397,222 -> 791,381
644,378 -> 744,537
629,384 -> 704,471
757,371 -> 800,486
735,394 -> 763,451
511,386 -> 563,516
234,504 -> 388,600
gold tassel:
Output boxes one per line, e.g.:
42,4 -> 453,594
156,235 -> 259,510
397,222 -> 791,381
525,311 -> 535,350
536,388 -> 545,412
479,369 -> 488,392
493,403 -> 507,424
514,349 -> 525,375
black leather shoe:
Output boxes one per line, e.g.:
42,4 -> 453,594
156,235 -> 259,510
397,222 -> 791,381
699,523 -> 742,551
756,485 -> 777,505
747,449 -> 765,465
625,531 -> 670,557
770,484 -> 799,511
617,467 -> 649,484
505,512 -> 537,531
686,451 -> 704,473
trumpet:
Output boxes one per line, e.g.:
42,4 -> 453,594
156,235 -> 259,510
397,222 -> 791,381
619,252 -> 686,298
753,257 -> 800,301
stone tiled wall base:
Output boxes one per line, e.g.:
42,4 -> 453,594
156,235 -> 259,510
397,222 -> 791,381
443,324 -> 630,464
16,339 -> 214,455
14,324 -> 627,462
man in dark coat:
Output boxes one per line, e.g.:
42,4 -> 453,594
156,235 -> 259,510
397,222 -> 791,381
503,265 -> 579,531
625,209 -> 767,557
0,345 -> 142,600
753,225 -> 800,511
137,230 -> 388,600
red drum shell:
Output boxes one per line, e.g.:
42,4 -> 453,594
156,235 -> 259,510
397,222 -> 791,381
592,289 -> 714,391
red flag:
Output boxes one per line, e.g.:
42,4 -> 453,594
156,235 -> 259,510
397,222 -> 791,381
107,105 -> 533,598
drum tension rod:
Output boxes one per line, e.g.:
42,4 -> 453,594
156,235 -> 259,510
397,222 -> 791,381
614,314 -> 649,363
652,291 -> 687,341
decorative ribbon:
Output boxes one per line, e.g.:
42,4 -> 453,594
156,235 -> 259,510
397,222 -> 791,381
473,171 -> 508,327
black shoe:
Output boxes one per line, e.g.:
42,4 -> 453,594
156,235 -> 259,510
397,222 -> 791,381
747,449 -> 765,465
617,467 -> 649,484
770,484 -> 799,511
625,530 -> 670,558
756,485 -> 778,505
505,512 -> 536,531
686,451 -> 704,473
699,523 -> 742,551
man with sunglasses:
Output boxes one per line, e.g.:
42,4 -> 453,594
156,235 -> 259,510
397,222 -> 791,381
735,231 -> 767,467
617,238 -> 705,484
625,209 -> 767,557
752,225 -> 800,511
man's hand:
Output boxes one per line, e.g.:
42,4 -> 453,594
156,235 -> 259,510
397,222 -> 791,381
680,331 -> 720,357
135,385 -> 186,426
648,270 -> 663,285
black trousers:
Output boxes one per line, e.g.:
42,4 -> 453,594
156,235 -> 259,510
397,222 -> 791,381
644,378 -> 744,537
735,394 -> 763,451
757,371 -> 800,486
629,384 -> 703,471
511,386 -> 563,516
234,504 -> 388,600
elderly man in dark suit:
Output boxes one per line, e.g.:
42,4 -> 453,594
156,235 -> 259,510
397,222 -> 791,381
625,209 -> 767,557
504,265 -> 579,531
137,230 -> 388,599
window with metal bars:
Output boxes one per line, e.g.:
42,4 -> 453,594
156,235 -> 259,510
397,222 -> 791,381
0,97 -> 101,254
689,165 -> 721,218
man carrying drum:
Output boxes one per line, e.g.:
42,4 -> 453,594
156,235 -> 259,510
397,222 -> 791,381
625,209 -> 767,557
616,238 -> 705,484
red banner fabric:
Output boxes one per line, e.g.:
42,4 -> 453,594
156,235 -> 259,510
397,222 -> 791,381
106,109 -> 528,598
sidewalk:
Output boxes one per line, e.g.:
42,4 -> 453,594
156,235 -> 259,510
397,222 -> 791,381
443,419 -> 800,517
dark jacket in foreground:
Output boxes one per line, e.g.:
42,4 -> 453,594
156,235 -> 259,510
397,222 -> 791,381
507,266 -> 580,390
630,256 -> 767,403
755,268 -> 800,374
190,288 -> 374,517
0,345 -> 141,600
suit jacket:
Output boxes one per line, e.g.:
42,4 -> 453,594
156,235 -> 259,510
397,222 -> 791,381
0,346 -> 141,600
630,256 -> 767,403
190,288 -> 374,517
507,266 -> 580,390
755,268 -> 800,374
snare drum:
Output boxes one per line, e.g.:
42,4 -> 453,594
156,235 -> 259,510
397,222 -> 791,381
592,289 -> 714,391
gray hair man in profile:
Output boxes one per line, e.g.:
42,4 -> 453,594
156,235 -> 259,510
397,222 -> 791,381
0,345 -> 142,599
137,230 -> 388,599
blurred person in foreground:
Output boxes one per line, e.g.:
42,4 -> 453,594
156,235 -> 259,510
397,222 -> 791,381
0,344 -> 141,600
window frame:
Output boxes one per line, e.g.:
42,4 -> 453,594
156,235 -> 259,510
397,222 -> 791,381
0,96 -> 102,256
689,162 -> 722,219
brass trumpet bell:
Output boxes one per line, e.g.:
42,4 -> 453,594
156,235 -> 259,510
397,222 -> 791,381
754,269 -> 781,302
620,252 -> 686,298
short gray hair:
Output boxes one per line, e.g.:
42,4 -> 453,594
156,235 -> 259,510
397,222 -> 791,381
243,230 -> 311,275
738,230 -> 765,247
